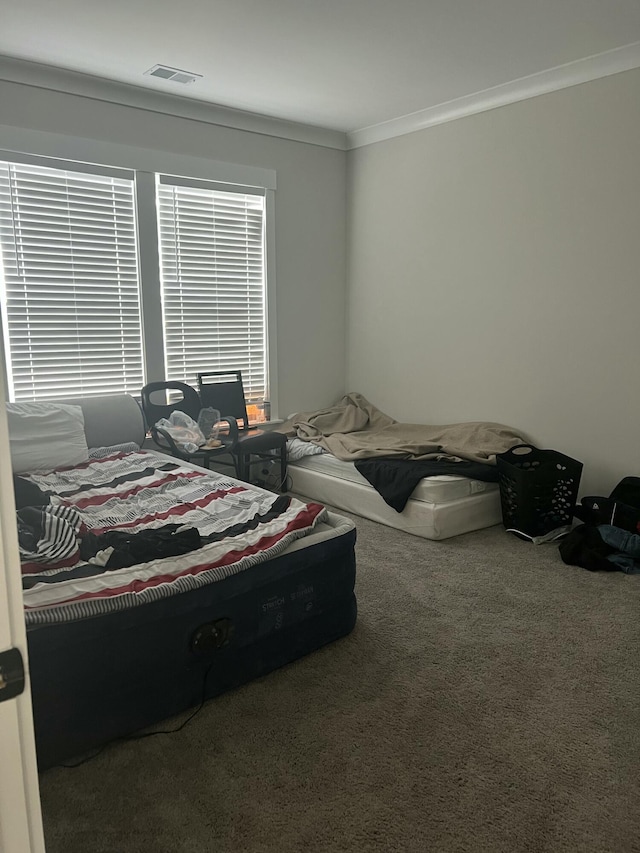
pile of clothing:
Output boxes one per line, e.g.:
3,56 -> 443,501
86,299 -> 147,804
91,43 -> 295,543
13,471 -> 202,577
559,477 -> 640,574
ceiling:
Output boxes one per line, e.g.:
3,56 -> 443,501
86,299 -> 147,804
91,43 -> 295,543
2,0 -> 640,136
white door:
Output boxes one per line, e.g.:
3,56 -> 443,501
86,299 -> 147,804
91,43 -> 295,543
0,381 -> 46,852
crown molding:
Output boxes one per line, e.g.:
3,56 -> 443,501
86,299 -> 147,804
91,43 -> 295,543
3,42 -> 640,154
0,55 -> 348,152
347,40 -> 640,149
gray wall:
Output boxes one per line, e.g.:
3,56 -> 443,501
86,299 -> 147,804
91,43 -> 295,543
0,80 -> 348,420
4,69 -> 640,496
346,68 -> 640,496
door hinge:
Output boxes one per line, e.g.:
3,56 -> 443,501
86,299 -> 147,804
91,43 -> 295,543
0,648 -> 25,702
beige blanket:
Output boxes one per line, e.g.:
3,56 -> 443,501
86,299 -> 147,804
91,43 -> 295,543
279,392 -> 526,465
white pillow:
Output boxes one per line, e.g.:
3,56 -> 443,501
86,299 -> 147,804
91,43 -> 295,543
6,402 -> 89,474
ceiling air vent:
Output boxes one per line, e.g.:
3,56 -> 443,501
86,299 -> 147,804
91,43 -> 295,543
144,65 -> 203,85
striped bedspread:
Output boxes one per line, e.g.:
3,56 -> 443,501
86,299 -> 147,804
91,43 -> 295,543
21,450 -> 327,625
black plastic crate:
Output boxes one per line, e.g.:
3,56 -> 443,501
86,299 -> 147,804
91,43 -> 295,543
496,444 -> 583,537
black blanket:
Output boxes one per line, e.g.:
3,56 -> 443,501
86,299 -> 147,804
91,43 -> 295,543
354,457 -> 499,512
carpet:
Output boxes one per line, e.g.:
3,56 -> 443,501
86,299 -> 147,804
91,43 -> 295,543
38,510 -> 640,853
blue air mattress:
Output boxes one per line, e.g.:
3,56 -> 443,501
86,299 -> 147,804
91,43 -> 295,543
28,513 -> 356,769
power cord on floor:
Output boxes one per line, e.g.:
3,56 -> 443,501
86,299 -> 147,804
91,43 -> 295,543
254,464 -> 292,493
58,662 -> 214,769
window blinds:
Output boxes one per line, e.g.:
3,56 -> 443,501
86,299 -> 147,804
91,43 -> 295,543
157,177 -> 267,402
0,159 -> 143,401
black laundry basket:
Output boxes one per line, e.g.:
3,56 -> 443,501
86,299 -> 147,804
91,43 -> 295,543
496,444 -> 583,537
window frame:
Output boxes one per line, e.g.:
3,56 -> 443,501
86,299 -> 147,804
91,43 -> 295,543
0,152 -> 144,401
155,174 -> 268,404
0,143 -> 278,414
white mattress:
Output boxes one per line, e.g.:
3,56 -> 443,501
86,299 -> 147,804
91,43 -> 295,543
288,454 -> 502,541
289,453 -> 497,503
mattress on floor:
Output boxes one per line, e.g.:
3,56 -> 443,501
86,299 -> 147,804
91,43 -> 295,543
288,453 -> 501,540
290,452 -> 497,502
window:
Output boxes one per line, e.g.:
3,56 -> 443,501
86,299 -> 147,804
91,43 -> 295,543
157,178 -> 266,404
0,158 -> 143,400
0,154 -> 269,405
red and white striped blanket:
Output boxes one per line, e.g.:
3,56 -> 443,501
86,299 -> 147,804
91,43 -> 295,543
21,450 -> 327,625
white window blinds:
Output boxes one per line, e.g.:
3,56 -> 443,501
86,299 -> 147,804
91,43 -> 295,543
0,158 -> 143,401
157,177 -> 267,402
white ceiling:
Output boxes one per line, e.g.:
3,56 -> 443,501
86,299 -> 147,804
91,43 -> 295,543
2,0 -> 640,135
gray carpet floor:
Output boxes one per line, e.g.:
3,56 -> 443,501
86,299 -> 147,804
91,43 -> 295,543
38,508 -> 640,853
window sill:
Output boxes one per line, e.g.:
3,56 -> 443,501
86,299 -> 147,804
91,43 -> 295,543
249,419 -> 284,431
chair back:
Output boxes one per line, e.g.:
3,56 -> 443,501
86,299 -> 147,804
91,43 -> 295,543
140,381 -> 201,429
197,371 -> 250,431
